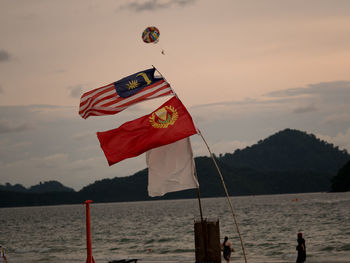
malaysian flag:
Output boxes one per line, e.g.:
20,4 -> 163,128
79,68 -> 174,119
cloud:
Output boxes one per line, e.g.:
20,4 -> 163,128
119,0 -> 195,12
265,81 -> 350,99
11,141 -> 33,150
261,81 -> 350,116
0,119 -> 31,134
72,131 -> 96,141
0,150 -> 146,190
265,87 -> 308,98
317,128 -> 350,152
309,81 -> 350,92
293,105 -> 318,114
0,105 -> 74,123
68,85 -> 83,98
321,114 -> 350,125
0,50 -> 11,62
188,80 -> 350,158
191,138 -> 253,157
36,153 -> 68,168
191,97 -> 296,111
28,105 -> 77,120
1,80 -> 349,189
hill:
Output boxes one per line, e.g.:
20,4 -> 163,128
28,180 -> 75,193
78,128 -> 349,200
1,129 -> 349,207
0,180 -> 75,193
331,160 -> 350,192
0,183 -> 27,192
220,128 -> 348,173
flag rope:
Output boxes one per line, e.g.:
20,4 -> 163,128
198,130 -> 248,263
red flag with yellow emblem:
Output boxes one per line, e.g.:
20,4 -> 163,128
97,96 -> 197,166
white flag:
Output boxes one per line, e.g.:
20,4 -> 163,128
146,137 -> 199,197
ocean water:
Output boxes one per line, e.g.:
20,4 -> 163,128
0,192 -> 349,263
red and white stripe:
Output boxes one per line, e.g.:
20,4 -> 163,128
79,79 -> 173,119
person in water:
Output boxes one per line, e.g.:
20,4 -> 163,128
296,233 -> 306,263
222,236 -> 234,263
0,245 -> 8,263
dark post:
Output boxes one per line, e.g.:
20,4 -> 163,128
84,200 -> 96,263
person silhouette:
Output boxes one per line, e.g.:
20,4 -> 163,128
0,245 -> 8,263
296,233 -> 306,263
222,236 -> 234,263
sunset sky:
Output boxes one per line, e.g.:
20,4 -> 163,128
1,0 -> 350,190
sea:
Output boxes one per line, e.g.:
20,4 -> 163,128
0,192 -> 349,263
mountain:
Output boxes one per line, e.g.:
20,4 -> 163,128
220,128 -> 348,173
0,180 -> 75,193
0,180 -> 77,207
28,181 -> 75,193
0,183 -> 27,192
331,160 -> 350,192
78,128 -> 349,200
1,129 -> 349,207
79,170 -> 149,202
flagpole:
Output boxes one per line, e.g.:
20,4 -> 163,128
192,140 -> 208,260
198,130 -> 248,263
152,65 -> 177,96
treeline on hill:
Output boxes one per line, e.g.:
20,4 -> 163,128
331,160 -> 350,192
0,180 -> 75,193
1,129 -> 349,207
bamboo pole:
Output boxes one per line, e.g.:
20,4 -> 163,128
194,169 -> 204,223
193,148 -> 209,262
198,130 -> 248,263
152,64 -> 247,262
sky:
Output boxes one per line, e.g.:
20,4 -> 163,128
1,0 -> 350,190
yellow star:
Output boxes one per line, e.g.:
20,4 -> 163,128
126,80 -> 139,90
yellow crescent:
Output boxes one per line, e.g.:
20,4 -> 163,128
136,73 -> 152,85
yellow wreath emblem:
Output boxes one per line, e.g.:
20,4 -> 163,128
149,106 -> 178,128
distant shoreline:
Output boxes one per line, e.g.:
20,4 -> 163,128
0,191 -> 345,208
